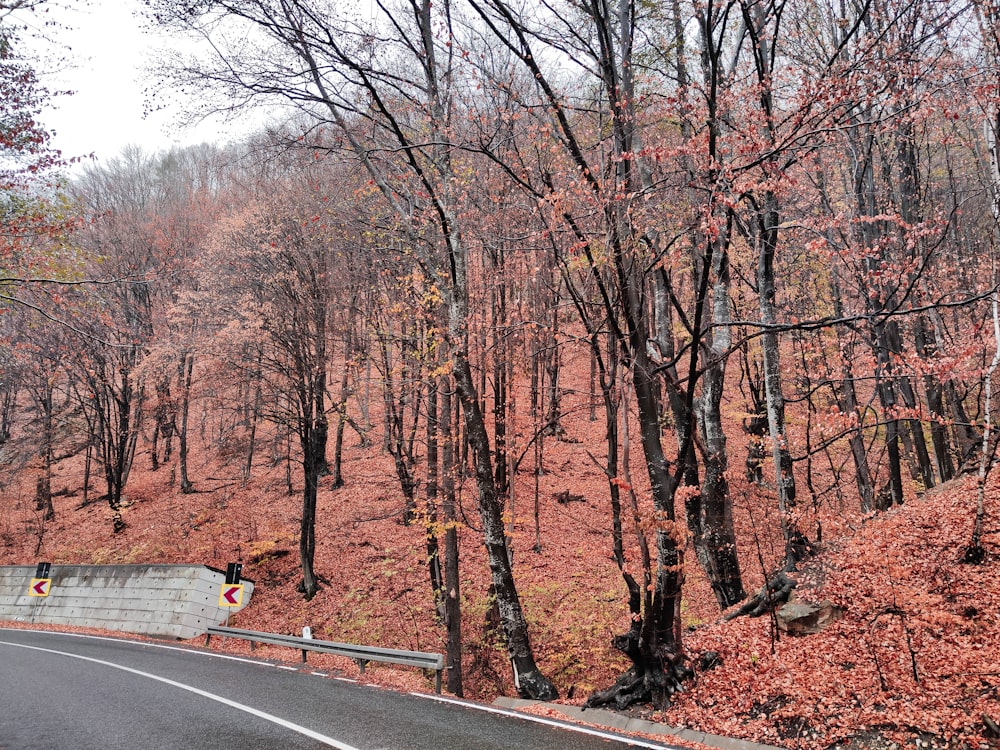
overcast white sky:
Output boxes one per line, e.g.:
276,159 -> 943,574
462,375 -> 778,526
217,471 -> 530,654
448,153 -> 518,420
34,0 -> 255,165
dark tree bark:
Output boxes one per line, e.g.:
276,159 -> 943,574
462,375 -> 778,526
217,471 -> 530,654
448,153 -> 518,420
150,377 -> 172,471
453,357 -> 556,699
440,378 -> 464,696
329,361 -> 350,489
178,350 -> 196,494
32,385 -> 55,521
425,378 -> 445,618
78,343 -> 143,534
914,317 -> 955,482
490,243 -> 510,501
379,325 -> 419,524
543,304 -> 562,437
24,350 -> 59,521
0,372 -> 16,446
693,252 -> 747,610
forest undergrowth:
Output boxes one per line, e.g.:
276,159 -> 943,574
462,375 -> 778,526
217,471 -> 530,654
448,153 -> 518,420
1,387 -> 997,750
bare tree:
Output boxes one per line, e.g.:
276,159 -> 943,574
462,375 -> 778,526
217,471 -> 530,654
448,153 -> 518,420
145,1 -> 555,694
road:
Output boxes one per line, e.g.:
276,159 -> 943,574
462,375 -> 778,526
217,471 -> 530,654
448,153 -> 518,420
0,628 -> 678,750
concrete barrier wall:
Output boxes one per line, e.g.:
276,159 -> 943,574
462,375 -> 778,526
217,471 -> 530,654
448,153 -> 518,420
0,564 -> 254,640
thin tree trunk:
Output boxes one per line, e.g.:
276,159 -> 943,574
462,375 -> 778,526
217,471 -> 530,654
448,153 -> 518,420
178,351 -> 195,494
36,383 -> 55,521
441,379 -> 463,696
0,382 -> 15,445
543,303 -> 562,437
887,321 -> 935,489
453,355 -> 556,700
299,444 -> 320,600
330,363 -> 350,489
426,378 -> 445,618
83,437 -> 92,507
914,316 -> 955,482
757,191 -> 800,555
590,344 -> 598,422
533,406 -> 542,554
821,185 -> 876,511
695,258 -> 746,609
966,287 -> 999,563
967,108 -> 1000,561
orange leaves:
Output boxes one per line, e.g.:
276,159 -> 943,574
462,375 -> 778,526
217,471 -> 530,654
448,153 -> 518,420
610,476 -> 633,492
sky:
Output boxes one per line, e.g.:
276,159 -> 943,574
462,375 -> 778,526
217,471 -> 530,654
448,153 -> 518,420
31,0 -> 254,165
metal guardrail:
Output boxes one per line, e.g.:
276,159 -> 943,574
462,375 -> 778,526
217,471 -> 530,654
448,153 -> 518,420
205,625 -> 445,693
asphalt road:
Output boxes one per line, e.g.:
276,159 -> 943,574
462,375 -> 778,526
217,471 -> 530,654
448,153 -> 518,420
0,628 -> 678,750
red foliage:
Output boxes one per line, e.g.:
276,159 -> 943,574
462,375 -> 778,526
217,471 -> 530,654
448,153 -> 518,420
1,375 -> 997,749
666,476 -> 999,749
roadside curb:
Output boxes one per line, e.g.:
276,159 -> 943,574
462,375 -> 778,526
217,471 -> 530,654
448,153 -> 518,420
493,697 -> 785,750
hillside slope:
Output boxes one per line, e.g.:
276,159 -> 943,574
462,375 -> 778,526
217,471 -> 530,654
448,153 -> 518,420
1,414 -> 997,749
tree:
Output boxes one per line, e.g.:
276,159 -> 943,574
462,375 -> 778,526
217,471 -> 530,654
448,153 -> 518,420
0,3 -> 60,192
145,0 -> 558,698
204,156 -> 343,599
63,150 -> 182,531
462,0 -> 734,704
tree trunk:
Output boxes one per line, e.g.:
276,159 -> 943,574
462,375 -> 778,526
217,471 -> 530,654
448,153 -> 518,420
914,316 -> 955,482
757,192 -> 801,553
831,277 -> 877,511
887,321 -> 935,490
657,268 -> 741,607
874,329 -> 905,508
967,107 -> 1000,561
35,379 -> 56,521
330,363 -> 350,489
299,441 -> 320,600
543,303 -> 562,437
0,379 -> 15,445
492,249 -> 510,501
453,356 -> 556,700
380,329 -> 418,524
694,252 -> 746,610
178,351 -> 195,493
440,379 -> 464,696
426,378 -> 445,618
297,364 -> 328,600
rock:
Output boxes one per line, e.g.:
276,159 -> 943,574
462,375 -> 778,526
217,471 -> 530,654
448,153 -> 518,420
776,599 -> 843,635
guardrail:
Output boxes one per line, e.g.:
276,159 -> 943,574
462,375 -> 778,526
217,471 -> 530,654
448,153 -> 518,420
205,625 -> 445,693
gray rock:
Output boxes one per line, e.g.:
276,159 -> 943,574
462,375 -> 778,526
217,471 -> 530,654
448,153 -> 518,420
776,599 -> 843,635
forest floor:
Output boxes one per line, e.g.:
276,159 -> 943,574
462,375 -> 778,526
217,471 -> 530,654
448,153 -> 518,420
1,394 -> 998,750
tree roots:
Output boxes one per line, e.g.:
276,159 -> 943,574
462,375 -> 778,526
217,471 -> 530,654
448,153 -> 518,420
517,668 -> 559,701
724,530 -> 815,620
584,639 -> 692,711
723,568 -> 797,620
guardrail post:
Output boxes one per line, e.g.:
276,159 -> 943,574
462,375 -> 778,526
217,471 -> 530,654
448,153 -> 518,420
301,626 -> 312,663
435,668 -> 442,694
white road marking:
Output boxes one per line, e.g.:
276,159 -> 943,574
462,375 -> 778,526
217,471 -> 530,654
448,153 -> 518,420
411,692 -> 678,750
0,639 -> 360,750
0,628 -> 677,749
